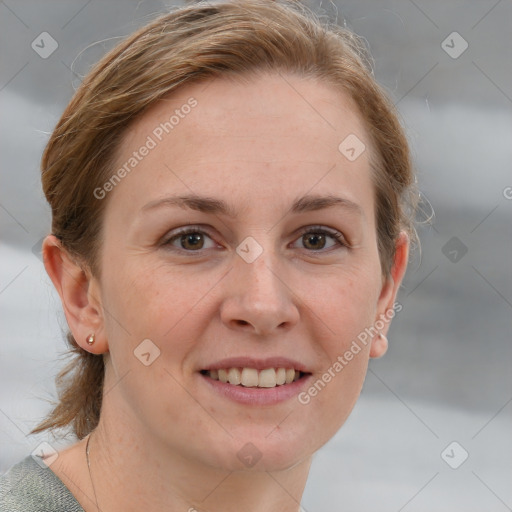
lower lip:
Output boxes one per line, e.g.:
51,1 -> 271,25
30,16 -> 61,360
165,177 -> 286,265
199,373 -> 313,405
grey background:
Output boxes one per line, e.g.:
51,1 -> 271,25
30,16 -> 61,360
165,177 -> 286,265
1,0 -> 511,510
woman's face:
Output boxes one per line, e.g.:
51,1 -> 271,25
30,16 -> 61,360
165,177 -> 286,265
93,72 -> 403,471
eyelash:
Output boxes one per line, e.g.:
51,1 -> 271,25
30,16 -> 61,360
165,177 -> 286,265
161,225 -> 349,253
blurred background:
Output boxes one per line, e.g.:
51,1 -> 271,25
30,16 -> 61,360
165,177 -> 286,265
0,0 -> 511,510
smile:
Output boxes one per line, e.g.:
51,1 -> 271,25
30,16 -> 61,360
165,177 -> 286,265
200,367 -> 308,388
198,357 -> 313,405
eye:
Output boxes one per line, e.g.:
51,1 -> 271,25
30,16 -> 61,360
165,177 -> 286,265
162,227 -> 217,251
161,225 -> 349,253
292,226 -> 348,251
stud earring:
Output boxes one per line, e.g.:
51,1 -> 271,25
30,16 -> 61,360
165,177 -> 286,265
86,333 -> 95,345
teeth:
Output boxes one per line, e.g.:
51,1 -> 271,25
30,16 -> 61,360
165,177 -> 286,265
228,368 -> 241,385
241,368 -> 259,387
205,367 -> 303,388
258,368 -> 276,388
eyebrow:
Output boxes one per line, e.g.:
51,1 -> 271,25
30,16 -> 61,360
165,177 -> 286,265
141,193 -> 364,218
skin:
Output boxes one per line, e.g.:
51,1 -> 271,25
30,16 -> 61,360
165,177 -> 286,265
43,72 -> 409,512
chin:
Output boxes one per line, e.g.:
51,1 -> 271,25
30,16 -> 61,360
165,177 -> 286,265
203,426 -> 320,472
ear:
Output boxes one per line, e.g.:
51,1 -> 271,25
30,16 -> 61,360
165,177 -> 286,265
370,231 -> 409,359
42,235 -> 108,354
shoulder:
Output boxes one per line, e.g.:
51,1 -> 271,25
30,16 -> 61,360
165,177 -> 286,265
0,455 -> 84,512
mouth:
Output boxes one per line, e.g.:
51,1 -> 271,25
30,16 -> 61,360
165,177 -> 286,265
199,367 -> 310,388
197,357 -> 313,405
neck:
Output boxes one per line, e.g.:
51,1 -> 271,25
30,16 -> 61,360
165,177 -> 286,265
88,400 -> 312,512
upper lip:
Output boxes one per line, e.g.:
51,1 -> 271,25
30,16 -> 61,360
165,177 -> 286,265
200,357 -> 311,373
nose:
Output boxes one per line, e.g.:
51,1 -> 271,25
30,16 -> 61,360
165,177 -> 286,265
219,249 -> 300,337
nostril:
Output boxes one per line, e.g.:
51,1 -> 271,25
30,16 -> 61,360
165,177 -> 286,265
235,320 -> 250,326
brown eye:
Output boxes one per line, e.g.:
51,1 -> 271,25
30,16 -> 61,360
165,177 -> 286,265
302,232 -> 327,250
163,228 -> 216,251
180,232 -> 204,250
293,226 -> 347,252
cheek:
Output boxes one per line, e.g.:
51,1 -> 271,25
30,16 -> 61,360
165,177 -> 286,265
103,257 -> 181,326
297,267 -> 379,420
99,256 -> 219,362
304,265 -> 380,346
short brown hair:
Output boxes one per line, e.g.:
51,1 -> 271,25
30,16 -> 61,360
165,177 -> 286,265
32,0 -> 418,439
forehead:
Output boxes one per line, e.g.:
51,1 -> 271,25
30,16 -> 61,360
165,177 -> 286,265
106,72 -> 376,224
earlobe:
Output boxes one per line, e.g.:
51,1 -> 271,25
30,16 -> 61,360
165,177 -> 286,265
42,235 -> 107,354
369,332 -> 388,358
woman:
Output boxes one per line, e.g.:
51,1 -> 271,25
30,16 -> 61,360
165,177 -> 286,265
0,0 -> 417,510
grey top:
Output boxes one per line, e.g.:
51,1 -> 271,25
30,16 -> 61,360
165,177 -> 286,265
0,456 -> 84,512
2,456 -> 311,511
